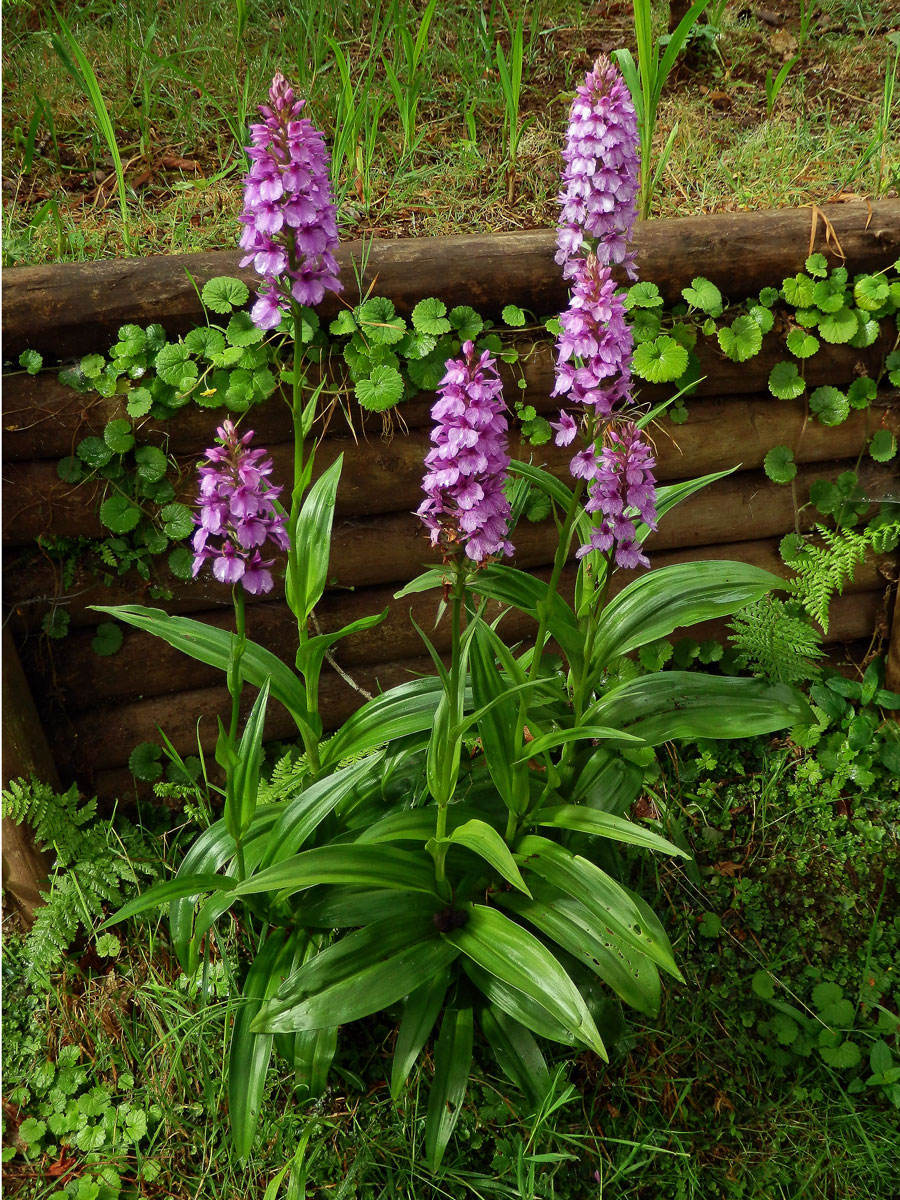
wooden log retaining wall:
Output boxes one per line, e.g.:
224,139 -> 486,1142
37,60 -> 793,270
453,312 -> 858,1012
3,200 -> 899,800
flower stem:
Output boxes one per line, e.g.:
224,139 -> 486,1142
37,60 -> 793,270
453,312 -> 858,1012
528,479 -> 585,683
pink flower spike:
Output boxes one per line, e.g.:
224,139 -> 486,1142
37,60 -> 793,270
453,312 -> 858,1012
550,410 -> 578,447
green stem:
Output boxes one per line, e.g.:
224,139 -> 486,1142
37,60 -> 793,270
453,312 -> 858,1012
434,560 -> 467,888
528,479 -> 585,683
229,585 -> 247,880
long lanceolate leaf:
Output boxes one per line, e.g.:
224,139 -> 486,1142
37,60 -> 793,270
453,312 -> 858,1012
515,835 -> 682,980
227,677 -> 270,843
391,968 -> 451,1101
532,804 -> 688,858
591,561 -> 786,671
467,565 -> 584,671
234,844 -> 441,901
253,916 -> 459,1034
229,930 -> 296,1160
443,905 -> 607,1058
425,1006 -> 474,1172
288,455 -> 343,624
588,673 -> 815,744
319,676 -> 449,769
90,604 -> 317,742
478,1004 -> 552,1111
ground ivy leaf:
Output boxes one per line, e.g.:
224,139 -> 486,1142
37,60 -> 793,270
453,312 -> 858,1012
782,274 -> 815,308
749,305 -> 774,334
134,445 -> 168,482
869,429 -> 897,462
358,296 -> 407,345
854,275 -> 889,311
57,456 -> 83,483
184,327 -> 226,359
785,328 -> 819,358
717,316 -> 762,362
411,297 -> 451,335
681,276 -> 723,315
805,253 -> 828,278
77,436 -> 115,469
19,349 -> 43,374
103,418 -> 134,454
449,306 -> 484,340
129,741 -> 162,782
631,335 -> 688,382
100,495 -> 142,533
355,364 -> 405,411
201,276 -> 249,314
817,306 -> 857,344
92,622 -> 123,656
626,281 -> 663,309
847,377 -> 876,409
768,360 -> 805,399
502,303 -> 526,327
809,385 -> 849,426
764,444 -> 797,484
126,387 -> 153,418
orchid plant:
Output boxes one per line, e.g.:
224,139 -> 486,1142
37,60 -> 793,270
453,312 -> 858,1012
100,61 -> 813,1171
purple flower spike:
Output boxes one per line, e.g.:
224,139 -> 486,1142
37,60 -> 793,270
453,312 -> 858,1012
417,342 -> 514,565
579,423 -> 657,570
556,54 -> 640,281
553,253 -> 634,419
192,420 -> 289,594
239,72 -> 341,330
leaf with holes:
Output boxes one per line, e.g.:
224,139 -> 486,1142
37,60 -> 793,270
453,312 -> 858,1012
768,361 -> 805,400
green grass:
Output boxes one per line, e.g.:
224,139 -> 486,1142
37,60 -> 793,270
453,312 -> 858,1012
2,0 -> 897,267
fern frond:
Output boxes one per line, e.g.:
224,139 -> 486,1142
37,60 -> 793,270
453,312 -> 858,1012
1,778 -> 96,865
789,515 -> 900,632
729,597 -> 824,685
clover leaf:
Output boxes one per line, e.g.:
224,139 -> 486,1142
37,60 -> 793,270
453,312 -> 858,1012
631,335 -> 688,382
764,445 -> 797,484
201,276 -> 249,314
768,361 -> 806,400
409,297 -> 450,337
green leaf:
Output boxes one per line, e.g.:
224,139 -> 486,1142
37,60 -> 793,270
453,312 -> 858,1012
632,335 -> 689,383
809,385 -> 849,426
469,618 -> 527,814
817,306 -> 857,344
805,253 -> 828,278
134,445 -> 169,482
444,904 -> 607,1056
391,969 -> 450,1100
160,502 -> 194,540
254,916 -> 456,1033
749,305 -> 775,334
717,315 -> 763,362
91,621 -> 123,656
514,836 -> 679,981
502,304 -> 526,327
226,310 -> 264,347
354,365 -> 404,411
625,281 -> 663,309
358,296 -> 407,345
786,329 -> 819,358
103,418 -> 134,454
329,309 -> 358,336
630,309 -> 662,342
226,678 -> 269,842
819,1039 -> 862,1069
497,888 -> 661,1016
319,676 -> 445,769
812,279 -> 846,313
588,672 -> 814,743
592,561 -> 785,668
769,358 -> 807,400
870,430 -> 897,462
42,608 -> 70,639
758,287 -> 780,307
425,1006 -> 474,1172
681,277 -> 723,315
168,546 -> 194,579
478,1005 -> 551,1109
229,930 -> 293,1160
202,275 -> 249,313
234,844 -> 440,900
103,873 -> 236,926
184,327 -> 226,358
289,455 -> 342,623
782,273 -> 815,308
126,387 -> 153,418
128,740 -> 162,781
99,495 -> 142,534
19,348 -> 43,374
90,605 -> 315,740
449,305 -> 484,340
532,805 -> 688,858
446,818 -> 531,895
57,455 -> 83,483
80,353 -> 106,379
764,445 -> 797,484
854,275 -> 890,312
847,377 -> 876,409
77,436 -> 115,469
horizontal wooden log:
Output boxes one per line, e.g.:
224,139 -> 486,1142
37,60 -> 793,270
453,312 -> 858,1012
5,388 -> 898,547
51,587 -> 887,783
37,534 -> 895,713
4,201 -> 898,360
3,324 -> 894,463
5,457 -> 897,636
